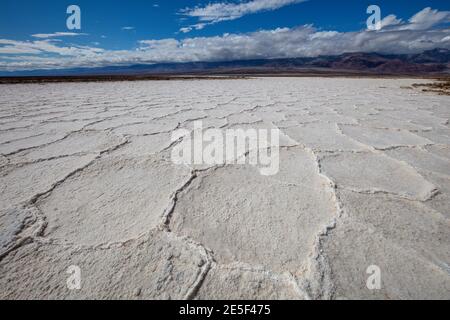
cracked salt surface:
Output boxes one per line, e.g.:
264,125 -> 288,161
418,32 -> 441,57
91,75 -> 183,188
0,78 -> 449,299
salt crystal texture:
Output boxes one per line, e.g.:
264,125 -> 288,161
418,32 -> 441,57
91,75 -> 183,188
0,78 -> 449,300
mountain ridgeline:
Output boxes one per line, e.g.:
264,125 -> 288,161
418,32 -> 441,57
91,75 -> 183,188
2,48 -> 450,77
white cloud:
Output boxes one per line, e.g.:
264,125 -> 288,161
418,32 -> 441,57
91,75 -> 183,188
122,27 -> 135,30
0,39 -> 103,57
379,15 -> 403,29
0,46 -> 41,54
180,0 -> 307,32
179,23 -> 207,33
31,32 -> 88,38
1,7 -> 449,72
376,7 -> 450,31
179,27 -> 192,34
381,7 -> 450,30
404,7 -> 450,30
136,26 -> 449,62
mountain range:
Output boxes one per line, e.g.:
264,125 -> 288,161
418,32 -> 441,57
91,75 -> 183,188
1,48 -> 449,77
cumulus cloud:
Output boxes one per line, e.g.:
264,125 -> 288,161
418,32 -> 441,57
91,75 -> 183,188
376,7 -> 450,31
1,7 -> 449,72
180,0 -> 307,32
403,7 -> 450,30
379,14 -> 403,29
138,26 -> 450,61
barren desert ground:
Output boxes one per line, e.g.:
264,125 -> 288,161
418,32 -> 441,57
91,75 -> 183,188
0,77 -> 449,300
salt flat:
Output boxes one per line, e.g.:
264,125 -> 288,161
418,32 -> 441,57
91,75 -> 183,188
0,77 -> 449,300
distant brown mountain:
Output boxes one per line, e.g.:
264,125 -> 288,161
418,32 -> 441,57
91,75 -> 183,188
323,51 -> 447,74
1,48 -> 449,77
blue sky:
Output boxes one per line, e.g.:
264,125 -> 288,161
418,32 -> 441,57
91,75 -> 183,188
0,0 -> 449,71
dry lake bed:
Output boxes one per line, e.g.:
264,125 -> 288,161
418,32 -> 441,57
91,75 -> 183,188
0,77 -> 449,300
